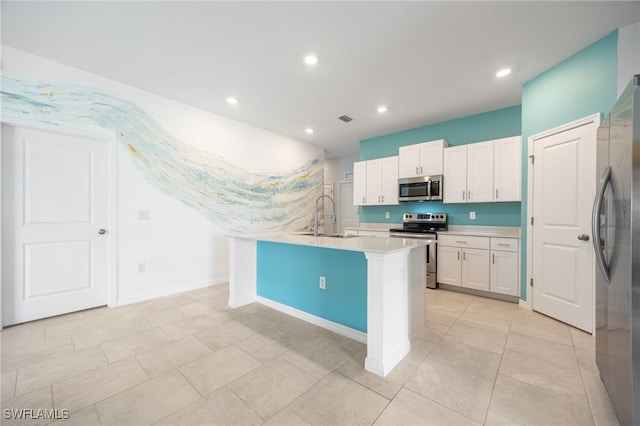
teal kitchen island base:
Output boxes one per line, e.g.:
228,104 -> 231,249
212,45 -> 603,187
227,232 -> 428,377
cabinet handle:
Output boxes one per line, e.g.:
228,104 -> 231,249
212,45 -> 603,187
457,250 -> 460,260
362,196 -> 365,204
496,189 -> 499,199
416,166 -> 419,175
497,243 -> 510,247
455,240 -> 467,244
462,191 -> 465,200
467,190 -> 471,200
420,166 -> 423,174
378,195 -> 381,202
492,253 -> 495,264
463,251 -> 466,261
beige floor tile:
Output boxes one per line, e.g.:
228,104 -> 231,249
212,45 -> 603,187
505,332 -> 579,371
264,407 -> 311,426
490,374 -> 594,426
280,335 -> 353,379
102,302 -> 159,325
426,289 -> 474,313
234,327 -> 302,363
1,387 -> 53,426
131,308 -> 187,332
405,358 -> 494,423
51,406 -> 100,426
581,371 -> 621,426
417,321 -> 451,339
160,314 -> 221,340
570,327 -> 595,351
1,338 -> 75,373
274,316 -> 327,339
179,346 -> 260,395
457,310 -> 512,335
148,292 -> 202,311
336,349 -> 418,399
156,386 -> 263,426
484,410 -> 524,425
426,306 -> 461,326
71,322 -> 139,351
96,370 -> 200,426
446,321 -> 507,355
323,331 -> 367,355
577,347 -> 599,376
16,346 -> 108,396
194,320 -> 258,349
499,349 -> 586,398
290,372 -> 389,425
2,369 -> 17,401
136,336 -> 213,378
100,328 -> 173,363
510,314 -> 573,346
1,327 -> 46,352
404,336 -> 439,365
428,338 -> 501,381
52,358 -> 148,413
44,315 -> 111,342
464,297 -> 518,317
229,357 -> 317,419
374,387 -> 480,426
20,311 -> 86,331
177,301 -> 219,317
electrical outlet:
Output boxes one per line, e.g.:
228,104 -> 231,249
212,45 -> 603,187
469,211 -> 476,220
137,262 -> 146,273
319,276 -> 326,290
385,212 -> 390,219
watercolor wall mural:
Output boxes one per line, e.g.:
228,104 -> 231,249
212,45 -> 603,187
0,76 -> 324,232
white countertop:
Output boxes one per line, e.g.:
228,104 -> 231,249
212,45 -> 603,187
349,223 -> 520,239
227,232 -> 430,254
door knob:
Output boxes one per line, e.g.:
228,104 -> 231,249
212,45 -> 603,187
577,234 -> 590,241
98,229 -> 107,235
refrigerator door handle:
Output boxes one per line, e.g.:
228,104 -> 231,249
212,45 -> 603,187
592,165 -> 611,284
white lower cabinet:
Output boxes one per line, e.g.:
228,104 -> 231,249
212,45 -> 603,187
438,234 -> 519,296
490,238 -> 519,296
437,235 -> 489,291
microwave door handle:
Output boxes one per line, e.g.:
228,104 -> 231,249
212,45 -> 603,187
592,166 -> 611,284
427,180 -> 431,199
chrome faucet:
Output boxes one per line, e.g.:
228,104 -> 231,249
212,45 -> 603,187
314,195 -> 336,237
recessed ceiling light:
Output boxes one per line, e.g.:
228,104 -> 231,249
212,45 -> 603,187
304,55 -> 318,66
226,97 -> 238,105
496,68 -> 512,78
305,127 -> 315,134
377,105 -> 388,113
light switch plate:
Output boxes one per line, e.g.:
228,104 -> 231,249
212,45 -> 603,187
469,211 -> 476,220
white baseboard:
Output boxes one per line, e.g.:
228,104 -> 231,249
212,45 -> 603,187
256,296 -> 367,344
519,298 -> 532,311
115,278 -> 228,307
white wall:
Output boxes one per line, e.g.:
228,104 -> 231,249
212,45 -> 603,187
324,153 -> 358,185
618,21 -> 640,97
1,47 -> 323,307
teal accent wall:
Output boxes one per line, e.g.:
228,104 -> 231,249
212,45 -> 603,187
519,30 -> 618,300
257,241 -> 367,332
358,105 -> 522,226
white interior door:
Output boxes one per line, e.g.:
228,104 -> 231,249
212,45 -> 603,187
531,120 -> 597,332
2,126 -> 110,325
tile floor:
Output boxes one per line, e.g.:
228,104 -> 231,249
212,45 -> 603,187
0,284 -> 620,426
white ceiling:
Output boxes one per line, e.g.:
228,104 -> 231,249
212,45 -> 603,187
2,1 -> 639,158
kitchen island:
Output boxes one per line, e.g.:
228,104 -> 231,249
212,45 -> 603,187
226,232 -> 428,377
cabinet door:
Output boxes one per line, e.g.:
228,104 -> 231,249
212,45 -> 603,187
380,156 -> 399,205
421,140 -> 446,176
494,136 -> 522,202
461,248 -> 490,291
366,159 -> 383,205
353,161 -> 367,206
443,146 -> 467,203
436,246 -> 461,286
490,250 -> 519,296
398,144 -> 421,178
466,141 -> 494,202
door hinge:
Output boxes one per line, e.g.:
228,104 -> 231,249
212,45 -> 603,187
530,217 -> 534,226
529,154 -> 535,164
530,278 -> 534,287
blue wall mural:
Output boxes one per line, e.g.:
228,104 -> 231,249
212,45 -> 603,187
0,77 -> 324,232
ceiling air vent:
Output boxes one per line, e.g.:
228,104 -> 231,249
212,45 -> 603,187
338,115 -> 353,123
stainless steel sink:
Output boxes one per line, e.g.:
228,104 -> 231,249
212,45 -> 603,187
291,232 -> 358,238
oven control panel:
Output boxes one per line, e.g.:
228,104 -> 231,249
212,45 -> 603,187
402,213 -> 447,223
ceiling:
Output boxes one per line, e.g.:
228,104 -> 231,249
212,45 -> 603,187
2,1 -> 639,158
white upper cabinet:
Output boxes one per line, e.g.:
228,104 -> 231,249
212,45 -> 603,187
493,136 -> 522,202
398,139 -> 448,178
353,161 -> 367,206
466,141 -> 494,203
443,137 -> 520,204
353,156 -> 398,206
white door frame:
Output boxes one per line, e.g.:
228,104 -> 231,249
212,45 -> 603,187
0,121 -> 119,329
525,113 -> 601,320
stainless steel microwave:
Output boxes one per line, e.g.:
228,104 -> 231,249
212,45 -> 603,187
398,175 -> 443,202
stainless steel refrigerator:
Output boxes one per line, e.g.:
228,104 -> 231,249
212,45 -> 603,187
593,74 -> 640,426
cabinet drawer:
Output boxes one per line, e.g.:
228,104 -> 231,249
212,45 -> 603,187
490,237 -> 518,252
438,234 -> 489,250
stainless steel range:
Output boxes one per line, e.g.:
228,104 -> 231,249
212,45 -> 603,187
390,213 -> 447,289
